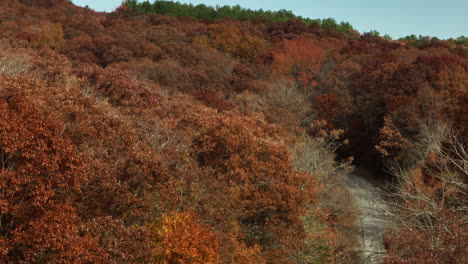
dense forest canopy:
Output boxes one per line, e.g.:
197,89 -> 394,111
0,0 -> 466,263
125,0 -> 467,47
124,0 -> 355,36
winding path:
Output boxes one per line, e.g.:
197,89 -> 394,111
345,171 -> 390,264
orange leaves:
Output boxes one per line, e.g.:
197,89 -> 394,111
192,112 -> 281,178
272,37 -> 324,87
151,212 -> 220,264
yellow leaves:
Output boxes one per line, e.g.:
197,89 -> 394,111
151,211 -> 220,264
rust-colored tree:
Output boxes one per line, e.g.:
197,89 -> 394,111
0,77 -> 105,263
313,92 -> 342,122
191,112 -> 318,263
375,116 -> 410,160
272,37 -> 324,88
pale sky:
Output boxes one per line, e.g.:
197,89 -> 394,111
71,0 -> 468,39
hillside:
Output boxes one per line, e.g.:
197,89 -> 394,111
0,0 -> 466,263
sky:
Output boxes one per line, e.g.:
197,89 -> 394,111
71,0 -> 468,39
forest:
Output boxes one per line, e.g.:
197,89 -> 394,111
0,0 -> 466,263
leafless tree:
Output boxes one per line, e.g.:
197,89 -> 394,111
383,121 -> 467,258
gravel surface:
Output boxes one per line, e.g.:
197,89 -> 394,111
346,172 -> 390,264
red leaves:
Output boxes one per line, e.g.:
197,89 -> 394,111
272,37 -> 324,88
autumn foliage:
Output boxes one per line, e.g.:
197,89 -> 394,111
272,37 -> 324,88
151,212 -> 220,264
0,0 -> 466,263
0,77 -> 104,263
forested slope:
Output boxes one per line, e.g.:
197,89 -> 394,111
0,0 -> 466,263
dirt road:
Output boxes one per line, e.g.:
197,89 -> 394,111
345,171 -> 390,264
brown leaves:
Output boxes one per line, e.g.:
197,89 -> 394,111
17,22 -> 64,49
375,116 -> 410,159
314,92 -> 342,121
208,23 -> 269,62
0,77 -> 104,263
1,1 -> 466,263
191,112 -> 317,262
383,213 -> 468,264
